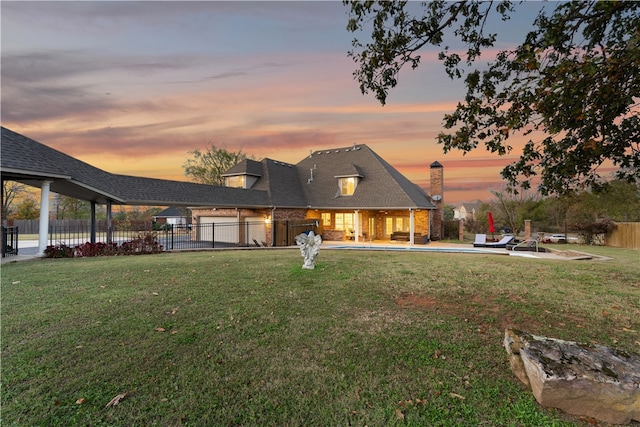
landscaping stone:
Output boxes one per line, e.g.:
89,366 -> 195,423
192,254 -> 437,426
504,329 -> 640,425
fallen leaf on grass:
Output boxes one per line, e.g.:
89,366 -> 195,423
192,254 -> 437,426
105,392 -> 127,408
152,292 -> 159,296
395,408 -> 405,420
154,327 -> 166,332
170,330 -> 178,335
449,392 -> 465,400
75,398 -> 86,404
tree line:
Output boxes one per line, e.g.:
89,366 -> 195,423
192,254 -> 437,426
444,180 -> 640,244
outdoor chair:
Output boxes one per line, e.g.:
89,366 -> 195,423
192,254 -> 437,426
484,235 -> 515,248
473,234 -> 487,247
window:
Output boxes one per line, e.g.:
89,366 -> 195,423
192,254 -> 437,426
339,177 -> 357,196
225,175 -> 246,188
334,213 -> 362,232
386,217 -> 410,235
321,213 -> 332,228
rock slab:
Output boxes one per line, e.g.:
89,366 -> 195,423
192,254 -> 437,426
504,329 -> 640,425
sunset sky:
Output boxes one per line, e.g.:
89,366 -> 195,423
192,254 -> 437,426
2,1 -> 550,204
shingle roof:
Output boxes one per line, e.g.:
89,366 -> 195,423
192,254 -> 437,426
154,206 -> 185,218
222,159 -> 263,177
1,127 -> 124,202
295,144 -> 435,209
110,174 -> 268,207
1,126 -> 267,207
251,159 -> 307,208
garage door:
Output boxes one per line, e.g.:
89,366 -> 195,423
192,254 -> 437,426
198,217 -> 238,244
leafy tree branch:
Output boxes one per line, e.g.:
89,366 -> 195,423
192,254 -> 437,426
345,0 -> 639,196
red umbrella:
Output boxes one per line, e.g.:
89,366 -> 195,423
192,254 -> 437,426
488,212 -> 496,238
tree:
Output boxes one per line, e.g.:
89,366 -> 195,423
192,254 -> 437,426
2,181 -> 27,221
15,197 -> 40,220
54,194 -> 91,219
183,144 -> 254,185
345,1 -> 639,196
489,187 -> 543,236
443,204 -> 455,221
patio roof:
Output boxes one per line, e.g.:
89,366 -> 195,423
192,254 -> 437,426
1,127 -> 268,207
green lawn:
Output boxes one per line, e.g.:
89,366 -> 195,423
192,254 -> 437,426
2,247 -> 639,426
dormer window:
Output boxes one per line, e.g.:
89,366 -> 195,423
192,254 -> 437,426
225,175 -> 246,188
335,164 -> 364,197
339,177 -> 357,196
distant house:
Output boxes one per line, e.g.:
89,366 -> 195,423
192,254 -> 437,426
153,206 -> 190,228
453,200 -> 483,221
190,144 -> 444,244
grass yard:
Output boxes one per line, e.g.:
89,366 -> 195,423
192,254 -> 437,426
2,247 -> 639,426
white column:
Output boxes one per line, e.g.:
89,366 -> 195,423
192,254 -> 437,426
37,180 -> 52,256
409,209 -> 415,246
354,210 -> 360,243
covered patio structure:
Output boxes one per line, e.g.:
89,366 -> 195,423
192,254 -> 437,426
0,127 -> 268,256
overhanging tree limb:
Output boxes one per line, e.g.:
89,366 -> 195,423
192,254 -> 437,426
345,0 -> 639,196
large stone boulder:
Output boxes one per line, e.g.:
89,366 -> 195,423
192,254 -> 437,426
504,329 -> 640,425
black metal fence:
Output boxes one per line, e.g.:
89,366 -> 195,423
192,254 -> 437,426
158,221 -> 268,250
46,221 -> 270,251
3,219 -> 321,255
2,226 -> 19,257
48,220 -> 155,249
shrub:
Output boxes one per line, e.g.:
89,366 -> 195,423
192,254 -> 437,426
44,243 -> 75,258
443,220 -> 460,239
44,232 -> 163,258
568,218 -> 615,245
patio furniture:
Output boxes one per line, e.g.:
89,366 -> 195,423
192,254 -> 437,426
472,234 -> 487,247
484,235 -> 515,248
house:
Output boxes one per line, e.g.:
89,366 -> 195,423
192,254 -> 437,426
453,200 -> 483,221
1,127 -> 444,253
190,144 -> 444,245
153,206 -> 190,228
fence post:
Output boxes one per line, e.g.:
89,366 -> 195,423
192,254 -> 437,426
90,202 -> 97,244
2,226 -> 7,257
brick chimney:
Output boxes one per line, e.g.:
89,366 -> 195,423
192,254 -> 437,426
430,161 -> 444,240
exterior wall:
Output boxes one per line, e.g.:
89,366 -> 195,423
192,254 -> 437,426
453,206 -> 466,220
414,210 -> 429,236
273,208 -> 308,221
188,207 -> 432,243
190,207 -> 309,246
315,209 -> 430,241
